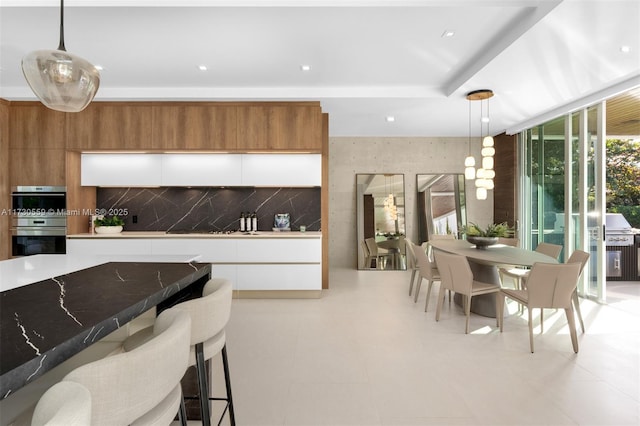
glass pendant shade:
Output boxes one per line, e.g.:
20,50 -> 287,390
465,166 -> 475,180
484,169 -> 496,179
464,156 -> 475,167
485,179 -> 495,190
22,50 -> 100,112
482,135 -> 494,147
476,187 -> 487,200
481,147 -> 495,157
482,156 -> 494,170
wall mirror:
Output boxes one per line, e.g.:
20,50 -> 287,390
416,174 -> 467,243
356,174 -> 406,270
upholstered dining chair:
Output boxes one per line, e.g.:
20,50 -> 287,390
365,237 -> 391,269
498,237 -> 519,247
499,261 -> 582,353
31,381 -> 91,426
412,242 -> 441,310
433,251 -> 502,334
124,278 -> 235,426
63,308 -> 191,426
404,238 -> 419,296
565,249 -> 590,333
499,242 -> 562,289
360,240 -> 373,268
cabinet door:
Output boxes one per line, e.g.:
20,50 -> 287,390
152,105 -> 237,150
237,105 -> 322,151
237,264 -> 321,290
241,154 -> 321,186
10,149 -> 66,186
160,154 -> 242,186
81,153 -> 162,186
9,104 -> 66,149
66,103 -> 153,150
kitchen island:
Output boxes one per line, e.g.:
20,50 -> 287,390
67,231 -> 323,297
0,255 -> 210,425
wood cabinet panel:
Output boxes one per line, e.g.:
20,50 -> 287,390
237,105 -> 322,151
9,103 -> 66,149
66,103 -> 153,150
493,133 -> 517,232
1,100 -> 10,260
152,105 -> 237,150
10,148 -> 65,186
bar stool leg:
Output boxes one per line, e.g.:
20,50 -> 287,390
221,345 -> 236,426
195,342 -> 212,426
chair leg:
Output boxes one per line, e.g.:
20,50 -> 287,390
495,293 -> 502,328
424,280 -> 434,312
413,276 -> 423,303
565,308 -> 579,353
528,308 -> 534,353
540,309 -> 544,333
178,392 -> 187,426
195,343 -> 212,426
435,287 -> 446,322
464,295 -> 472,334
408,269 -> 417,296
220,345 -> 236,426
498,294 -> 506,331
572,290 -> 585,333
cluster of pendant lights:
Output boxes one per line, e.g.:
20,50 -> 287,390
382,175 -> 399,221
21,0 -> 100,112
464,89 -> 496,200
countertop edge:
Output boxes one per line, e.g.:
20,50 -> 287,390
67,231 -> 321,239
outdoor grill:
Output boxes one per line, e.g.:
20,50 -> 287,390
604,213 -> 639,280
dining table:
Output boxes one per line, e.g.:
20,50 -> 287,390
376,237 -> 405,269
428,239 -> 559,317
0,254 -> 211,423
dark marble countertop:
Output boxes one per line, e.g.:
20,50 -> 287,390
0,261 -> 211,399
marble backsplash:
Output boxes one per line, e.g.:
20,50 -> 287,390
97,187 -> 321,232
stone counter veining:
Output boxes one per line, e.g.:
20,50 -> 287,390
0,261 -> 211,399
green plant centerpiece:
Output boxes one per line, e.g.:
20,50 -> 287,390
94,215 -> 124,234
461,222 -> 512,249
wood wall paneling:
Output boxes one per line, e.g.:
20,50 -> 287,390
493,133 -> 518,234
321,113 -> 329,289
9,104 -> 66,149
9,148 -> 66,186
65,151 -> 96,235
237,105 -> 322,151
0,100 -> 10,260
66,103 -> 153,150
151,105 -> 238,150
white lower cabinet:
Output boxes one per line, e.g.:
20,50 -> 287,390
67,236 -> 321,292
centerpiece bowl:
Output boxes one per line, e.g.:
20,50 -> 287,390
466,236 -> 498,249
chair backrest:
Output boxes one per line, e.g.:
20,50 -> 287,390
31,381 -> 92,426
498,237 -> 519,247
63,308 -> 191,426
173,278 -> 233,347
413,242 -> 437,279
365,237 -> 379,256
404,238 -> 417,268
535,242 -> 563,260
566,249 -> 590,275
525,262 -> 582,309
433,251 -> 473,295
430,234 -> 455,241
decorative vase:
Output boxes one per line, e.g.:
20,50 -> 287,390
95,225 -> 123,234
467,236 -> 498,249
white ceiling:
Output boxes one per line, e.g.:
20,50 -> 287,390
1,0 -> 639,137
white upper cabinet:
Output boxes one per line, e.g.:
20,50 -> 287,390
241,154 -> 321,186
81,154 -> 162,187
160,154 -> 242,186
81,153 -> 321,187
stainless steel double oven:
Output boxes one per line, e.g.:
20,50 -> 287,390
11,186 -> 67,256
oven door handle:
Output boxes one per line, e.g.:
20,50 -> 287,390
12,227 -> 67,236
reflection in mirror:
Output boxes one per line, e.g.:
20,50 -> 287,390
356,174 -> 406,270
416,174 -> 467,243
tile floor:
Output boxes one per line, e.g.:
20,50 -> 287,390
209,269 -> 639,425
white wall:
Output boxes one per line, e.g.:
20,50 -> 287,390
328,137 -> 493,269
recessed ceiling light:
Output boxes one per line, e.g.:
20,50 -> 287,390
386,116 -> 395,122
300,64 -> 311,71
620,45 -> 631,53
198,65 -> 208,71
442,30 -> 455,38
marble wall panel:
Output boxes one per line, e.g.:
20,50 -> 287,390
97,187 -> 321,232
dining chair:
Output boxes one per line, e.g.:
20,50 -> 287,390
404,238 -> 419,296
63,308 -> 191,426
565,249 -> 590,333
498,261 -> 582,353
365,237 -> 391,269
360,240 -> 373,268
433,251 -> 501,334
124,278 -> 236,426
498,237 -> 519,247
499,242 -> 562,289
412,242 -> 441,309
31,381 -> 92,426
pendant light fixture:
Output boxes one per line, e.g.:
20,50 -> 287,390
465,89 -> 495,200
464,95 -> 476,180
22,0 -> 100,112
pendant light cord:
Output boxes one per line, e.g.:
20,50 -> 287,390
57,0 -> 66,51
468,98 -> 472,156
